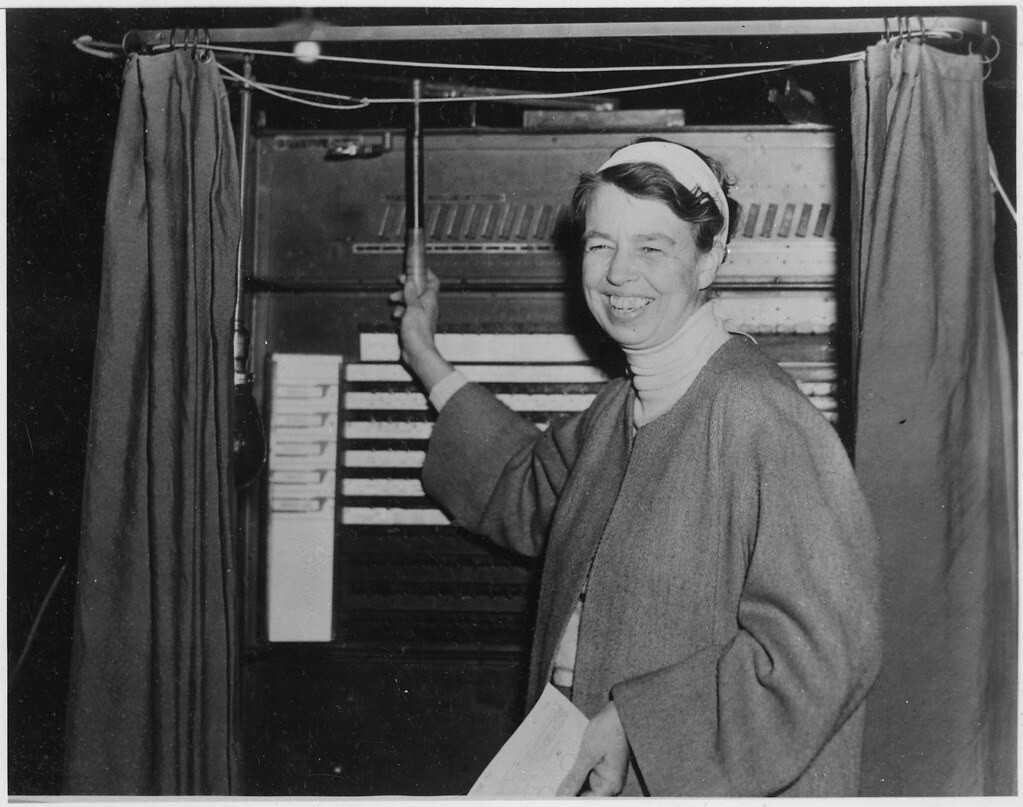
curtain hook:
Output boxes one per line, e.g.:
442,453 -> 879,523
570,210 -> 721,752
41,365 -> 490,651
976,34 -> 1000,80
121,30 -> 145,56
197,28 -> 213,63
883,17 -> 891,42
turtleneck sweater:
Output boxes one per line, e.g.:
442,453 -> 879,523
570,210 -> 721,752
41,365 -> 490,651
623,300 -> 733,428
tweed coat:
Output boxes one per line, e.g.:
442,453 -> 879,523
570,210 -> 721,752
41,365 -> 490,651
422,337 -> 881,796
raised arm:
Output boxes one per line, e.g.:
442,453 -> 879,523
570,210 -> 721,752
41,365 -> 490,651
390,269 -> 457,395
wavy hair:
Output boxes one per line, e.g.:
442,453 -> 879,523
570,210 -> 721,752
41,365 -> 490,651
571,137 -> 741,252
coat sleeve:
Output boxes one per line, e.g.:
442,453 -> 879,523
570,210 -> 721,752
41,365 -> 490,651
421,382 -> 593,558
611,401 -> 882,795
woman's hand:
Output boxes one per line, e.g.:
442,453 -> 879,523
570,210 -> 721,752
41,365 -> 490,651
389,269 -> 455,391
557,701 -> 630,797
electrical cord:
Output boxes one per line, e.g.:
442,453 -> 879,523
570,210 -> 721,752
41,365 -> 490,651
8,562 -> 69,691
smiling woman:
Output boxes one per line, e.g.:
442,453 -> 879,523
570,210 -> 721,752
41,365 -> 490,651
571,141 -> 738,425
579,185 -> 717,351
581,186 -> 716,349
390,136 -> 882,797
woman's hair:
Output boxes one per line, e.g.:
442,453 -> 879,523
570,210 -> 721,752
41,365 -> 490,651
570,137 -> 741,252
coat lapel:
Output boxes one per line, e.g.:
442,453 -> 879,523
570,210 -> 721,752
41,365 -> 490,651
528,380 -> 635,704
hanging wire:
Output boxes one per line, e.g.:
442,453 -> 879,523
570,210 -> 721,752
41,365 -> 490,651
204,41 -> 861,74
76,33 -> 866,77
218,62 -> 370,110
217,51 -> 863,109
8,562 -> 69,690
989,147 -> 1018,224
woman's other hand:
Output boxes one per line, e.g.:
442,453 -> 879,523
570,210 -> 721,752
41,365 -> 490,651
557,700 -> 630,797
389,269 -> 454,391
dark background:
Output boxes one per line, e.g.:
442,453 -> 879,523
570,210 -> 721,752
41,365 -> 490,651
7,5 -> 1016,795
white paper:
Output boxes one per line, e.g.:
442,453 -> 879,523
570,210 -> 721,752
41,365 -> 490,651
266,354 -> 343,642
469,684 -> 589,798
266,512 -> 335,642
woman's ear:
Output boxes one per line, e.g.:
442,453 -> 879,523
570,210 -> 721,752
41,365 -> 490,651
697,241 -> 726,290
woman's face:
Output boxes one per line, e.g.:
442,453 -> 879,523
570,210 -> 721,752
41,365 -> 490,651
581,183 -> 722,351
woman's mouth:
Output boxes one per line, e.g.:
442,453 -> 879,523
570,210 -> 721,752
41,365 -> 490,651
608,295 -> 653,313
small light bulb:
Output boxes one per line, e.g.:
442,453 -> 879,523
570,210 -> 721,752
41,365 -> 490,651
293,40 -> 321,65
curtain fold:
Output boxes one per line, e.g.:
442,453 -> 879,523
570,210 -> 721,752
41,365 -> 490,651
65,51 -> 240,795
851,40 -> 1017,796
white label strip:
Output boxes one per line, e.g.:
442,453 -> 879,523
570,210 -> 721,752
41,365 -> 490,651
271,472 -> 336,499
274,413 -> 338,428
360,332 -> 593,363
344,421 -> 434,440
270,441 -> 336,458
462,364 -> 610,383
269,452 -> 338,472
714,292 -> 835,334
341,507 -> 450,525
272,470 -> 331,484
344,391 -> 427,411
497,393 -> 594,411
797,381 -> 836,397
342,420 -> 548,440
272,394 -> 340,414
343,450 -> 427,468
344,391 -> 595,412
722,241 -> 837,281
779,362 -> 836,382
275,384 -> 337,399
342,478 -> 425,497
271,497 -> 334,514
345,363 -> 413,383
346,363 -> 610,384
271,425 -> 338,443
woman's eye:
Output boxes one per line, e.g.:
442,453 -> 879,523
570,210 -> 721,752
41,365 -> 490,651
640,246 -> 662,254
586,243 -> 611,252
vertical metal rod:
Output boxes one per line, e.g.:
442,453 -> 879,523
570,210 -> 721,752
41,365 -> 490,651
405,78 -> 427,292
233,54 -> 254,378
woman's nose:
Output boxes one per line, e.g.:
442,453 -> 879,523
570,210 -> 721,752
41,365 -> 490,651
605,250 -> 636,286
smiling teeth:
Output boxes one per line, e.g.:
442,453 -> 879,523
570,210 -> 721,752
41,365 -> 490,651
610,296 -> 652,312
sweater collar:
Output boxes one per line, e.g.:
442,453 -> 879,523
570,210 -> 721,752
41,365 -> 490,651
622,301 -> 731,427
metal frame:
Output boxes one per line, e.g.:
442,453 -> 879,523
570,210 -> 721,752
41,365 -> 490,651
131,16 -> 989,49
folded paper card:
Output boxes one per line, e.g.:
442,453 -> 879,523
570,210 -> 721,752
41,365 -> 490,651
469,684 -> 589,797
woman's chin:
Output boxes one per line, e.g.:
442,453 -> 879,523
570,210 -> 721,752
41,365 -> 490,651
603,322 -> 654,350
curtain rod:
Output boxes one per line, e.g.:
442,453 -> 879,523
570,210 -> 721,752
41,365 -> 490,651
129,16 -> 989,49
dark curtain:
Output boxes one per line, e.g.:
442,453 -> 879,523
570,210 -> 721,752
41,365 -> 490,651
851,41 -> 1017,796
64,51 -> 241,794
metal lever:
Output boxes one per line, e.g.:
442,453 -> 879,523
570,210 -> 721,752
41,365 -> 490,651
405,78 -> 427,293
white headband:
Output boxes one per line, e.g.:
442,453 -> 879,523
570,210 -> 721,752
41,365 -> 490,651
598,141 -> 730,243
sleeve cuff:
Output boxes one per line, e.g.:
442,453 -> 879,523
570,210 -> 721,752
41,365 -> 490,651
428,370 -> 469,412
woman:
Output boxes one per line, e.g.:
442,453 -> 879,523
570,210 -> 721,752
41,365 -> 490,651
391,139 -> 881,797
